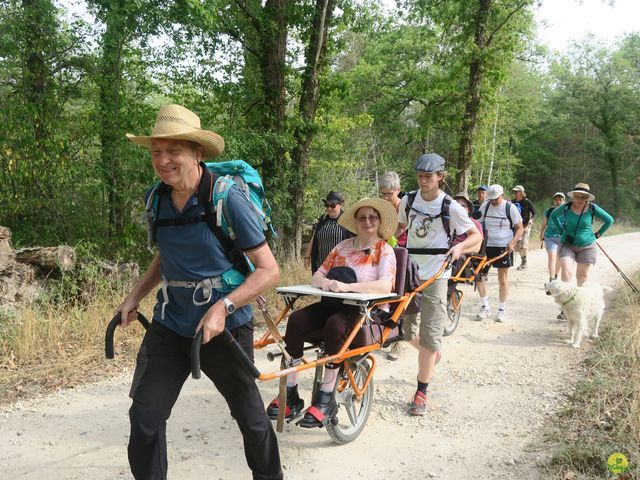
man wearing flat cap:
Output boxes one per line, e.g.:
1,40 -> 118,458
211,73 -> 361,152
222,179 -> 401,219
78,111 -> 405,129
117,104 -> 283,480
396,153 -> 481,416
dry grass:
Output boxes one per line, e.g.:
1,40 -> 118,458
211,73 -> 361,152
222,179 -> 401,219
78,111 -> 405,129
541,274 -> 640,479
0,257 -> 311,404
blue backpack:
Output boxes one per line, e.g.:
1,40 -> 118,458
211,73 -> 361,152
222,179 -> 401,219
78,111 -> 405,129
144,160 -> 276,276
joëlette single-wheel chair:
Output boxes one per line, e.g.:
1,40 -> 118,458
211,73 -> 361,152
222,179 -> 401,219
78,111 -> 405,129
105,248 -> 451,445
444,248 -> 511,336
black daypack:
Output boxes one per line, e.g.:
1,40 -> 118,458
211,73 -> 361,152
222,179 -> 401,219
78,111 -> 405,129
404,192 -> 454,256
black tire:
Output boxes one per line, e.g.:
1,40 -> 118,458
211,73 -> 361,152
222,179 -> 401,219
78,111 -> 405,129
444,289 -> 461,336
326,360 -> 374,444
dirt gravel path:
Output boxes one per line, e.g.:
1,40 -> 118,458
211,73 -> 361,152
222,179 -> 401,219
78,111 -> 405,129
2,233 -> 639,480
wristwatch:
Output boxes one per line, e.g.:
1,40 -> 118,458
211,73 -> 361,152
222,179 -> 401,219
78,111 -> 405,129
222,297 -> 236,315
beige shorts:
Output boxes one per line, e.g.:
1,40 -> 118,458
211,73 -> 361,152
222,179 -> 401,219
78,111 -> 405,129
403,278 -> 447,352
516,224 -> 532,250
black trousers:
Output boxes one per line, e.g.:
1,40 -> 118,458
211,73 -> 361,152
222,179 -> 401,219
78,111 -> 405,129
127,321 -> 282,480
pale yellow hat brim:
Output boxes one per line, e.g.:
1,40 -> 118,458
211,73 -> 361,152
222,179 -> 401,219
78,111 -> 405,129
339,197 -> 399,241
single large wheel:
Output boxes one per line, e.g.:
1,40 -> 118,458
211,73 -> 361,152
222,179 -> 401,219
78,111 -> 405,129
326,359 -> 374,444
444,289 -> 462,336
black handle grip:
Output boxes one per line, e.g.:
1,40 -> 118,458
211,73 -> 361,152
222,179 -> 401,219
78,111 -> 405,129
191,329 -> 261,380
105,312 -> 150,359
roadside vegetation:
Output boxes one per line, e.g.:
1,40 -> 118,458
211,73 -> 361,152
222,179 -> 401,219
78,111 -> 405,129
541,273 -> 640,479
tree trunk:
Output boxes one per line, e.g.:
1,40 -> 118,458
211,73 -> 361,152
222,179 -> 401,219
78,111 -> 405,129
98,11 -> 127,238
455,0 -> 491,194
286,0 -> 335,260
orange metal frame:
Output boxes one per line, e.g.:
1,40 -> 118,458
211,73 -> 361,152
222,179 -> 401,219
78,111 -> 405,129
252,258 -> 452,383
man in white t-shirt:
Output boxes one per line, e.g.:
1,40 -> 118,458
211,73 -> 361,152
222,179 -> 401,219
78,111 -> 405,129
475,184 -> 524,322
396,153 -> 482,416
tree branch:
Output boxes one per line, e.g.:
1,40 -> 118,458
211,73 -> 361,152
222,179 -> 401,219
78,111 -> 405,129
486,0 -> 529,47
232,0 -> 263,36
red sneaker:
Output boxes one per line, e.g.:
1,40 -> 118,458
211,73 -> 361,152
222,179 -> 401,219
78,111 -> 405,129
408,390 -> 428,416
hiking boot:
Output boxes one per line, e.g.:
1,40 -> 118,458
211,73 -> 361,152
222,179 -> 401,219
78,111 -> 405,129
475,305 -> 491,320
387,342 -> 402,361
517,262 -> 527,270
496,308 -> 506,323
267,385 -> 304,420
298,390 -> 337,428
408,390 -> 428,416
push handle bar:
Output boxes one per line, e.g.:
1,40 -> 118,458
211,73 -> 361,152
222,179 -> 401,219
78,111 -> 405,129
191,329 -> 261,380
105,312 -> 151,359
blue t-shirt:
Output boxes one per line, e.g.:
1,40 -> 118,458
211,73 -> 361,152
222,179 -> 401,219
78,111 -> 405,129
149,183 -> 266,337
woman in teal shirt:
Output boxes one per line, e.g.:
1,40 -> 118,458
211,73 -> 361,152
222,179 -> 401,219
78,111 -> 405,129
549,183 -> 614,286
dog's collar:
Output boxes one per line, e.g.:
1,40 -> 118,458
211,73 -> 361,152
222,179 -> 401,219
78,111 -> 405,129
561,289 -> 578,306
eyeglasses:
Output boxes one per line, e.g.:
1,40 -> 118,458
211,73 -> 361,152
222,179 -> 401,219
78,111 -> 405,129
324,203 -> 338,208
379,191 -> 396,198
357,215 -> 379,223
573,194 -> 589,200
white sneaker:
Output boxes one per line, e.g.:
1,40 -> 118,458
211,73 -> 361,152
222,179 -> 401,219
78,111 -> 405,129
496,308 -> 506,323
476,305 -> 491,320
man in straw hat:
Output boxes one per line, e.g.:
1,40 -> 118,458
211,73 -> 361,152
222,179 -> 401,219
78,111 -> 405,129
396,153 -> 482,415
548,182 -> 614,286
117,105 -> 283,480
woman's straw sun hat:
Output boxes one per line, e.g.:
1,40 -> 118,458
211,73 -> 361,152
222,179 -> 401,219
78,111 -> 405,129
567,183 -> 595,202
339,198 -> 399,240
126,104 -> 225,159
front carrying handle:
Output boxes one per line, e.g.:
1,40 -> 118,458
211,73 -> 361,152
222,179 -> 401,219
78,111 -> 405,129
191,329 -> 261,380
105,312 -> 151,359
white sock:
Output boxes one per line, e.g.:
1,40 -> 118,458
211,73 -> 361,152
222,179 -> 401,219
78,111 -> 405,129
319,367 -> 339,393
499,303 -> 506,311
482,297 -> 489,307
286,358 -> 302,387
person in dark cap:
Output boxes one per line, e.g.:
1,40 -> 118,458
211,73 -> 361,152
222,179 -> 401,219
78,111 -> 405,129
396,153 -> 482,415
471,185 -> 488,219
303,191 -> 354,273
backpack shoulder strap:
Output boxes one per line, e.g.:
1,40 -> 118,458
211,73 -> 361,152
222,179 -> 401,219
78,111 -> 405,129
505,201 -> 514,230
440,194 -> 452,242
482,201 -> 490,219
404,191 -> 418,220
589,202 -> 597,224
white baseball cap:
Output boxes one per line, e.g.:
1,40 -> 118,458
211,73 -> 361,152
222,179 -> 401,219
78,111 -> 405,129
487,184 -> 504,200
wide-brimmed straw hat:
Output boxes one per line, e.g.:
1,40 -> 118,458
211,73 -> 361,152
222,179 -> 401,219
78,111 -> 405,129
567,183 -> 595,201
452,192 -> 473,214
339,198 -> 398,240
126,104 -> 225,159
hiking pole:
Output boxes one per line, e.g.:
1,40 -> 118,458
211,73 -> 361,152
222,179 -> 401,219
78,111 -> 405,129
596,242 -> 639,293
191,329 -> 261,380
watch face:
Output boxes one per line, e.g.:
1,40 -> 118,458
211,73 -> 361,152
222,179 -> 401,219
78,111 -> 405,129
224,298 -> 236,314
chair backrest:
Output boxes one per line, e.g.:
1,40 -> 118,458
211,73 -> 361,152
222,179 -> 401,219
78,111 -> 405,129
393,247 -> 409,296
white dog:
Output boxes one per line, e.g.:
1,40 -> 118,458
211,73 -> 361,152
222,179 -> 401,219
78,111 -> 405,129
544,279 -> 611,348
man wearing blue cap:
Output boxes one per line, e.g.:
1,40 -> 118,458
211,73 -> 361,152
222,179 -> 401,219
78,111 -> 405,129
396,153 -> 482,415
472,185 -> 488,219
